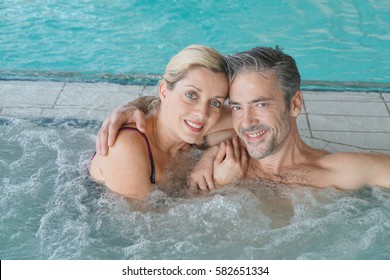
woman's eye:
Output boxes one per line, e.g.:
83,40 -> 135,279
185,92 -> 197,100
210,100 -> 222,107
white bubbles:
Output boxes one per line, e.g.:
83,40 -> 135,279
1,118 -> 390,259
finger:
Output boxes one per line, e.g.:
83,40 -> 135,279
95,126 -> 101,153
107,120 -> 122,147
134,110 -> 146,133
232,136 -> 240,159
240,147 -> 248,167
187,175 -> 196,189
97,124 -> 109,155
95,132 -> 102,155
205,174 -> 215,190
196,176 -> 209,192
214,142 -> 226,164
224,139 -> 233,159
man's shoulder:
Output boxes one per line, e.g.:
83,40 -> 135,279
318,152 -> 368,165
316,151 -> 390,172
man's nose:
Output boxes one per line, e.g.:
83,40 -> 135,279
241,107 -> 255,128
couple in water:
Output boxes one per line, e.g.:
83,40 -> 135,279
89,45 -> 390,200
89,45 -> 239,199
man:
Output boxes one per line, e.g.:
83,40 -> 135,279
97,47 -> 390,191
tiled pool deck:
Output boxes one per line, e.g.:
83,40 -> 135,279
1,80 -> 390,155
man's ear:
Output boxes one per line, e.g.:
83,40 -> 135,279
158,81 -> 169,102
290,91 -> 303,117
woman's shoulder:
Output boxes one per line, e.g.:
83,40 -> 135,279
113,127 -> 151,156
93,126 -> 155,198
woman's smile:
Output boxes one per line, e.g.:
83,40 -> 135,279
184,119 -> 205,132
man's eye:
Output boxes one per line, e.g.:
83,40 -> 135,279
230,105 -> 241,111
257,102 -> 267,107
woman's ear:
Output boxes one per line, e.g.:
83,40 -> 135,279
290,91 -> 303,117
158,81 -> 169,102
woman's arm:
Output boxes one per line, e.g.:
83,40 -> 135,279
188,137 -> 248,191
212,137 -> 248,186
91,129 -> 154,199
204,105 -> 236,146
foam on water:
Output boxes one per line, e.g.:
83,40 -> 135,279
1,117 -> 390,259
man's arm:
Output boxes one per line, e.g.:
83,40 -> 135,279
97,98 -> 235,155
96,96 -> 158,155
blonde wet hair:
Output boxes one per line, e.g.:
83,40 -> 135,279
163,44 -> 228,89
147,45 -> 228,111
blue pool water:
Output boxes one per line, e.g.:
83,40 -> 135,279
1,0 -> 390,260
1,0 -> 389,89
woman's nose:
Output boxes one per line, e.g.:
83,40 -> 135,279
193,103 -> 209,120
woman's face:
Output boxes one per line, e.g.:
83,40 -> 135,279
160,66 -> 228,144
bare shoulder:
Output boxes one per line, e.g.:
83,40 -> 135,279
318,152 -> 390,189
319,152 -> 390,166
91,128 -> 149,164
111,128 -> 150,155
92,128 -> 153,198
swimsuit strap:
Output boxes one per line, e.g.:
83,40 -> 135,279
119,127 -> 156,184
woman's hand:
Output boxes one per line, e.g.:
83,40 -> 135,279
187,137 -> 248,193
187,145 -> 219,192
213,137 -> 248,187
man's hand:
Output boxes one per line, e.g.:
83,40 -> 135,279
96,104 -> 146,155
96,95 -> 159,155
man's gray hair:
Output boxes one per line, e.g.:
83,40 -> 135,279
225,46 -> 301,108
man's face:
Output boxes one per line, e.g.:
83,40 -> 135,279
229,71 -> 291,159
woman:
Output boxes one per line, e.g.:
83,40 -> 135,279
89,45 -> 239,199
